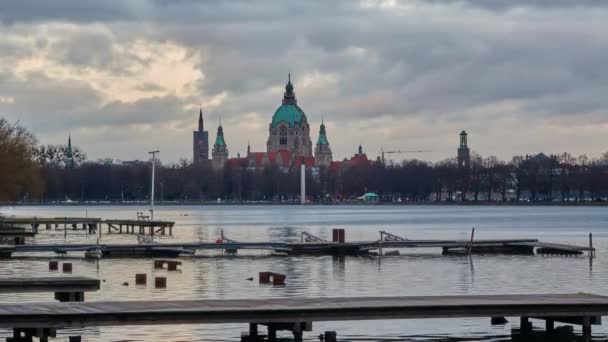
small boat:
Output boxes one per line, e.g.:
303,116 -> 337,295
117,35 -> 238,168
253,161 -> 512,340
84,247 -> 102,259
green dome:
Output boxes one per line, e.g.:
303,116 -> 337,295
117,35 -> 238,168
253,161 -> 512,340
271,104 -> 306,128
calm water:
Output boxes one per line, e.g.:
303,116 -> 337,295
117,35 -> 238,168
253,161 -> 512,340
0,205 -> 607,341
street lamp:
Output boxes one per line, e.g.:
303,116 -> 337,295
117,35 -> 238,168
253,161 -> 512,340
149,150 -> 159,221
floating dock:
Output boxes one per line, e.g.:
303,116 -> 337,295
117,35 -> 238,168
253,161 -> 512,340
0,237 -> 593,258
0,293 -> 605,341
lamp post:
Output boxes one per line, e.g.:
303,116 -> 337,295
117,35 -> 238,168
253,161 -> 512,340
149,150 -> 159,221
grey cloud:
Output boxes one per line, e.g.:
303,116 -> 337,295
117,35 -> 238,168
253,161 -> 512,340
2,0 -> 608,161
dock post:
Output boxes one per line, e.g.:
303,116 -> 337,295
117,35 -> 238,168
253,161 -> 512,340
589,233 -> 594,258
582,316 -> 591,341
520,316 -> 531,336
545,319 -> 554,333
467,227 -> 475,256
267,326 -> 277,342
248,323 -> 258,338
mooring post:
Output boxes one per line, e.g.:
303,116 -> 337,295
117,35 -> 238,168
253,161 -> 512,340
545,319 -> 554,333
267,326 -> 277,342
248,323 -> 258,338
589,233 -> 594,258
467,227 -> 475,256
520,316 -> 531,335
582,316 -> 592,341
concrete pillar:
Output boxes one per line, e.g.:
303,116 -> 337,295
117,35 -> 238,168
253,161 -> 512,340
300,164 -> 305,204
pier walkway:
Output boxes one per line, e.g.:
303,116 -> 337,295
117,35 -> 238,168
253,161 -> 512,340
0,293 -> 605,341
0,237 -> 594,258
0,277 -> 100,303
0,216 -> 175,236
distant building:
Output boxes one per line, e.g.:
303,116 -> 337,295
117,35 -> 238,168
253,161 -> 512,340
193,107 -> 209,163
211,123 -> 228,170
266,74 -> 313,158
207,74 -> 345,172
314,119 -> 332,167
457,130 -> 470,168
66,135 -> 75,169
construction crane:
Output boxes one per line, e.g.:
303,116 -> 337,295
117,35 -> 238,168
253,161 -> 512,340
380,149 -> 432,165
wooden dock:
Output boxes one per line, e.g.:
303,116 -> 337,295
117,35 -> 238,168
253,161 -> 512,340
0,216 -> 174,236
0,277 -> 100,293
0,277 -> 100,303
105,219 -> 174,236
0,293 -> 605,341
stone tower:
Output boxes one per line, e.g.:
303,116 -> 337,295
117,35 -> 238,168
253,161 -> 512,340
193,107 -> 209,163
212,124 -> 228,170
267,74 -> 313,157
314,119 -> 332,167
457,130 -> 470,168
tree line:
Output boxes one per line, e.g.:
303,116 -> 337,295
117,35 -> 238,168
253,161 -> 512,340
2,117 -> 608,203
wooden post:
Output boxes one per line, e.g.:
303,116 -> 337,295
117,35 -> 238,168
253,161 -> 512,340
582,316 -> 592,341
520,316 -> 530,336
135,274 -> 147,285
467,227 -> 475,256
154,277 -> 167,288
248,323 -> 258,338
589,233 -> 594,257
267,326 -> 277,342
545,319 -> 554,333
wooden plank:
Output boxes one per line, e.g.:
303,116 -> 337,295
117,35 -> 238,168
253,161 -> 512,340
0,294 -> 606,328
0,277 -> 100,293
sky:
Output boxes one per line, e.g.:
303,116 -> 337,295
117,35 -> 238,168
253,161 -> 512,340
1,0 -> 607,163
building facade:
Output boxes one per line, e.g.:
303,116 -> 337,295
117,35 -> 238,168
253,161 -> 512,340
211,124 -> 228,170
201,74 -> 343,171
314,120 -> 332,167
193,107 -> 209,163
266,74 -> 313,158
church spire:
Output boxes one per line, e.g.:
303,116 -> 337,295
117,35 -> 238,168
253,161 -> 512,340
66,134 -> 75,168
282,73 -> 297,105
198,106 -> 204,131
316,119 -> 329,146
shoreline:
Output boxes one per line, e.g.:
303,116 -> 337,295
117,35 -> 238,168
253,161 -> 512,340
1,201 -> 607,207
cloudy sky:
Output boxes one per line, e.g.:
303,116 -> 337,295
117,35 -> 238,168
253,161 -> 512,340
1,0 -> 607,163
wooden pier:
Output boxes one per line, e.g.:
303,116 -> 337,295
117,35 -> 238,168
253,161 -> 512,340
0,277 -> 100,303
0,293 -> 605,341
0,216 -> 174,236
105,219 -> 174,236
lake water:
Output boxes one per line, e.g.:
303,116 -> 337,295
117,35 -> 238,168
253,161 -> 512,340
0,205 -> 607,341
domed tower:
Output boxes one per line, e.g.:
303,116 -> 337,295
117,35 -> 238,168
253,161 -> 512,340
314,119 -> 332,167
212,124 -> 228,170
267,74 -> 313,157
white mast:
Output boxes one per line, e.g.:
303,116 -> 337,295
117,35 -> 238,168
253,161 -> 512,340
149,150 -> 159,220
